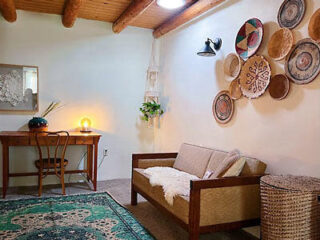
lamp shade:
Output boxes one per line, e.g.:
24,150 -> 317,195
80,117 -> 92,133
197,40 -> 216,57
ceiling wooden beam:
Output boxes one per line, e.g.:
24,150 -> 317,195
153,0 -> 225,38
113,0 -> 155,34
62,0 -> 83,28
0,0 -> 17,22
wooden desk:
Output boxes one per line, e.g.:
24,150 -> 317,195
0,131 -> 101,198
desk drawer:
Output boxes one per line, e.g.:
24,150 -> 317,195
30,137 -> 71,146
8,137 -> 29,145
76,137 -> 93,145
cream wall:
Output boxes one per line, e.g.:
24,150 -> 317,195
155,0 -> 320,178
0,11 -> 154,186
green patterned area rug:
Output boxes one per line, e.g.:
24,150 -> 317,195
0,192 -> 154,240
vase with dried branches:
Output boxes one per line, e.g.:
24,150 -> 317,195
28,101 -> 62,132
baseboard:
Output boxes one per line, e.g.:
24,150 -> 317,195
240,229 -> 260,240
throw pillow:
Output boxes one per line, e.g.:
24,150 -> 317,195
210,149 -> 240,178
222,157 -> 246,177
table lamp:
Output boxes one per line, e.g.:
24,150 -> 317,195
80,117 -> 92,133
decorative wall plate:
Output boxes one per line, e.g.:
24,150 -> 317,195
212,91 -> 234,124
235,18 -> 264,60
224,53 -> 242,81
239,55 -> 271,99
229,79 -> 242,100
269,74 -> 290,100
285,38 -> 320,84
278,0 -> 305,29
268,28 -> 294,61
308,9 -> 320,42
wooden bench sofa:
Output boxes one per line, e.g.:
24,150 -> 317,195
131,143 -> 266,240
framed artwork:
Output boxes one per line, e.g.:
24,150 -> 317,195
0,64 -> 39,112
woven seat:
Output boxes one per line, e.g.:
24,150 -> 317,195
35,158 -> 68,169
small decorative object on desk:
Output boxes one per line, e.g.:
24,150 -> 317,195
28,101 -> 61,132
277,0 -> 305,29
260,175 -> 320,239
285,38 -> 320,84
80,117 -> 92,133
28,117 -> 48,132
235,18 -> 263,60
239,55 -> 271,99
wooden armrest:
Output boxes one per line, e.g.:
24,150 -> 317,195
132,152 -> 178,160
190,175 -> 262,191
132,153 -> 178,168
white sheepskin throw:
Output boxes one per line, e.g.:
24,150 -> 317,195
144,167 -> 199,205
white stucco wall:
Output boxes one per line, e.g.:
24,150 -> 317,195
0,11 -> 154,186
155,0 -> 320,178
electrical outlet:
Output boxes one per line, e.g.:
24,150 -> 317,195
103,149 -> 108,157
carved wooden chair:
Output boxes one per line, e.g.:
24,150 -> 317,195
34,131 -> 70,196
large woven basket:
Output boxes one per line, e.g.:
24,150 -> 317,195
260,175 -> 320,240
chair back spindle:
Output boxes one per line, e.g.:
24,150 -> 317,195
34,131 -> 70,196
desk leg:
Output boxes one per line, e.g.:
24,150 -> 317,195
2,142 -> 9,199
87,145 -> 93,182
93,139 -> 98,191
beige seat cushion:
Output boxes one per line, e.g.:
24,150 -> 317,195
132,168 -> 190,224
240,157 -> 267,176
173,143 -> 213,178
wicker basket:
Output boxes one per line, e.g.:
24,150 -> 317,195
260,175 -> 320,240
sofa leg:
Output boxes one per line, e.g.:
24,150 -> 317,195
189,229 -> 200,240
189,186 -> 200,240
131,185 -> 137,206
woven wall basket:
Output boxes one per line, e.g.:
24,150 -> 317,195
285,38 -> 320,84
278,0 -> 306,29
261,175 -> 320,240
235,18 -> 264,60
224,53 -> 243,81
268,28 -> 294,61
309,8 -> 320,42
212,91 -> 234,124
229,79 -> 242,100
269,74 -> 290,100
239,55 -> 271,99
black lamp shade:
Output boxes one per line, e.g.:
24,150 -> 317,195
197,38 -> 222,57
197,40 -> 216,57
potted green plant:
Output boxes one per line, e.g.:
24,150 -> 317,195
139,101 -> 164,126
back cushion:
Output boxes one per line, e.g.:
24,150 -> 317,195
205,150 -> 228,174
173,143 -> 213,178
240,157 -> 267,176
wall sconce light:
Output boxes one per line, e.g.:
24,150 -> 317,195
197,38 -> 222,57
80,117 -> 92,133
